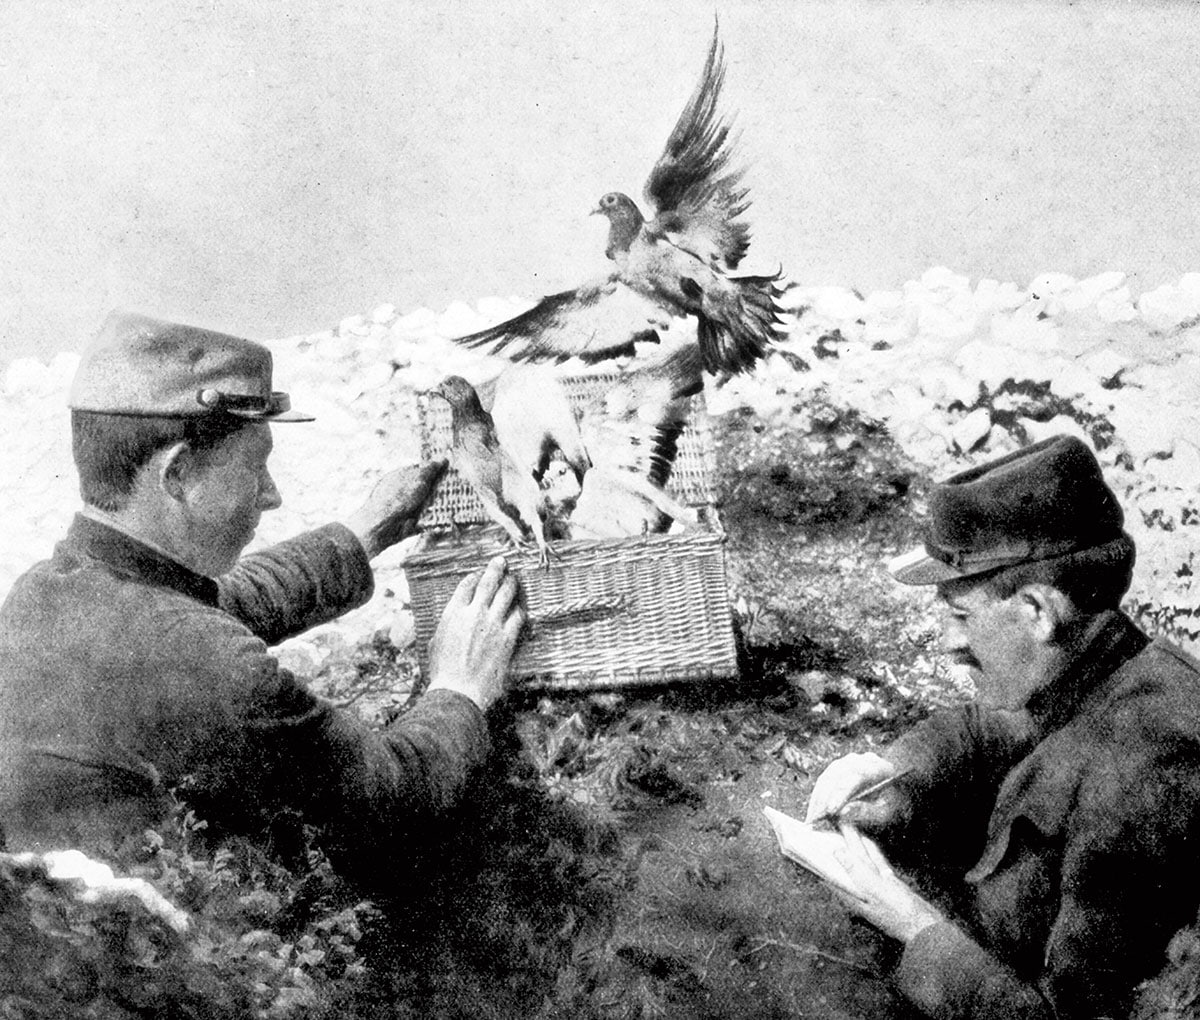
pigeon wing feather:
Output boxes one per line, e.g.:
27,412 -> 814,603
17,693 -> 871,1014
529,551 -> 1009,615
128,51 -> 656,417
491,364 -> 590,481
579,343 -> 704,489
450,279 -> 670,365
571,346 -> 706,538
642,21 -> 752,270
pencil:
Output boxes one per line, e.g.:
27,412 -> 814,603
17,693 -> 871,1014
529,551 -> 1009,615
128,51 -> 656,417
813,767 -> 913,826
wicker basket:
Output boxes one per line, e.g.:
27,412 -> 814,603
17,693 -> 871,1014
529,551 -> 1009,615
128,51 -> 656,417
404,371 -> 738,691
405,525 -> 738,691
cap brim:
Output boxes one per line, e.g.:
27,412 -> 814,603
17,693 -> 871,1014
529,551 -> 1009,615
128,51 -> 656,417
230,408 -> 314,423
887,545 -> 965,586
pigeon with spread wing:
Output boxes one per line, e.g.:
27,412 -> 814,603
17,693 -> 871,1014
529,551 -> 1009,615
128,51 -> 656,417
450,21 -> 786,376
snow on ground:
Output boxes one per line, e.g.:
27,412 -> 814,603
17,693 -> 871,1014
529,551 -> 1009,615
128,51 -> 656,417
4,269 -> 1200,662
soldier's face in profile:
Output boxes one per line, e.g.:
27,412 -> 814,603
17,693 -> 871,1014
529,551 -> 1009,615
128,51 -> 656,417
177,423 -> 282,575
937,578 -> 1043,709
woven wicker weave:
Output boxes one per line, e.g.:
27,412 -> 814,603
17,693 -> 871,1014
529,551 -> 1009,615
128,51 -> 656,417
415,372 -> 716,530
405,525 -> 739,691
406,371 -> 737,690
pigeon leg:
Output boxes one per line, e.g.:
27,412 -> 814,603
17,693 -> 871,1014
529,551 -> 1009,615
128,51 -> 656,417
506,469 -> 559,570
474,487 -> 531,554
532,524 -> 562,571
497,520 -> 531,553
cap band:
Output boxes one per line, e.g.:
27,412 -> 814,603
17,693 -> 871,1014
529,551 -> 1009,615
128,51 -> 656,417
196,388 -> 293,417
924,534 -> 1092,574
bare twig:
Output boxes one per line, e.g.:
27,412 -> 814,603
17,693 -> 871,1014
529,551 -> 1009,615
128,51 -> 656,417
697,934 -> 720,980
746,933 -> 877,976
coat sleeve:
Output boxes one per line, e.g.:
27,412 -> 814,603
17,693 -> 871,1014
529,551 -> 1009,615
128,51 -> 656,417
151,595 -> 489,890
891,738 -> 1200,1020
893,922 -> 1052,1019
885,706 -> 1059,1020
215,523 -> 374,646
877,705 -> 1038,879
248,680 -> 492,886
1035,740 -> 1200,1017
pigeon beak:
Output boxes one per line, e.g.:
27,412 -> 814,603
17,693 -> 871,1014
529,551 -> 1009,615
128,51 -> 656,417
590,206 -> 603,217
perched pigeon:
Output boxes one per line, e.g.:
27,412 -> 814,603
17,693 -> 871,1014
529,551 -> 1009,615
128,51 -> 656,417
568,343 -> 706,539
434,375 -> 554,566
489,363 -> 590,488
450,21 -> 787,376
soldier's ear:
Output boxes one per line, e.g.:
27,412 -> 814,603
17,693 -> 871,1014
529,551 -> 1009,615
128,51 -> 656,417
1017,584 -> 1076,644
157,441 -> 191,501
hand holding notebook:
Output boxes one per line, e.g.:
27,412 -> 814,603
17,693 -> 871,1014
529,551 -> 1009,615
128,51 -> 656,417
765,800 -> 946,943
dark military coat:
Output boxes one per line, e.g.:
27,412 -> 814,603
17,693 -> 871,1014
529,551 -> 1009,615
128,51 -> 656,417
0,515 -> 488,889
879,611 -> 1200,1019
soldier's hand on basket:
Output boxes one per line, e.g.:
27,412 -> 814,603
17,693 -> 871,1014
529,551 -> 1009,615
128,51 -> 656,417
343,459 -> 448,560
426,556 -> 526,711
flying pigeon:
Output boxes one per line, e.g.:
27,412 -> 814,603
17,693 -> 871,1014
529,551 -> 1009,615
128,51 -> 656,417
449,21 -> 787,376
434,375 -> 554,566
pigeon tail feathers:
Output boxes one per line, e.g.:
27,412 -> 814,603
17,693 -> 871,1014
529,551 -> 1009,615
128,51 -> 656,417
645,417 -> 686,490
694,267 -> 788,374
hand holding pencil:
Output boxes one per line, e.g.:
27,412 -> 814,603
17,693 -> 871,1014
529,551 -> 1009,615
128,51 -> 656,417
811,768 -> 912,826
804,751 -> 910,832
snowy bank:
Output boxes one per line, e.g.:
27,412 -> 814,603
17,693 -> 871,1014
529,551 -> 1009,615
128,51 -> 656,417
3,269 -> 1200,659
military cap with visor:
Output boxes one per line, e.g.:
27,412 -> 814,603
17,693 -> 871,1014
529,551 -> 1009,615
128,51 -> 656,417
889,434 -> 1129,585
69,310 -> 312,422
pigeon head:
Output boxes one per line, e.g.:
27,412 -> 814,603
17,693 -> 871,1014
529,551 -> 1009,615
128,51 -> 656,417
592,192 -> 644,258
434,375 -> 485,416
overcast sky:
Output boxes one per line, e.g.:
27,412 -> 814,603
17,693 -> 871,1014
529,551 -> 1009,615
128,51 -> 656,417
3,0 -> 1199,362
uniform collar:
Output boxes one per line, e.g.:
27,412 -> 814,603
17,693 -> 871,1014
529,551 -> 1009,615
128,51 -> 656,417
1024,609 -> 1149,737
65,513 -> 220,607
966,611 -> 1150,886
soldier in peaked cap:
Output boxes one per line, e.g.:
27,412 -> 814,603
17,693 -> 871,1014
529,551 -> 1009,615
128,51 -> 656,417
0,311 -> 523,894
805,435 -> 1200,1020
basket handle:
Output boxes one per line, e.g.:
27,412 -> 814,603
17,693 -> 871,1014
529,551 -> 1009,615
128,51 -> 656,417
527,595 -> 630,633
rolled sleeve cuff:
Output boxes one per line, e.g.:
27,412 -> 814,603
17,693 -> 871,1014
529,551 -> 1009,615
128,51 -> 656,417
396,687 -> 492,802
